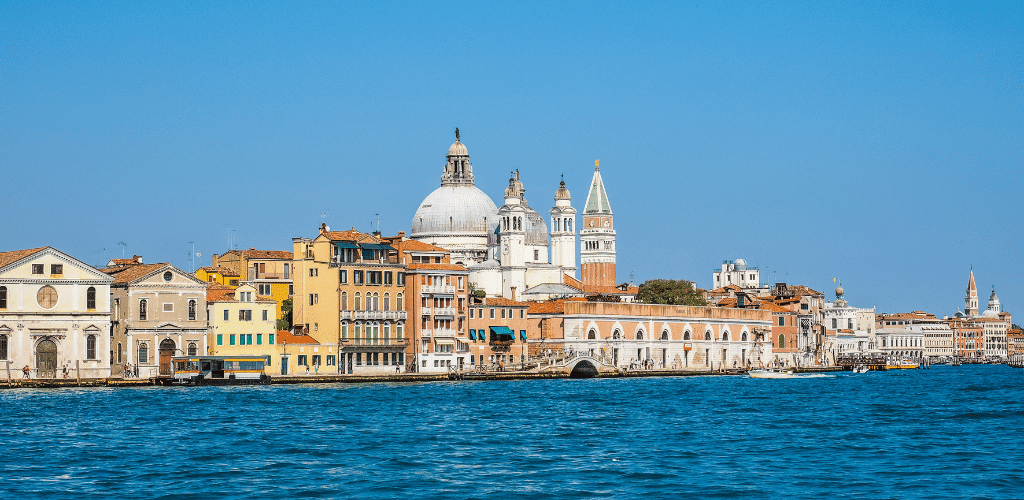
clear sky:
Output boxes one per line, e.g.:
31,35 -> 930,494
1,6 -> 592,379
2,1 -> 1021,318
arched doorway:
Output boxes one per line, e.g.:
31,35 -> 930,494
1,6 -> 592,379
569,360 -> 598,378
159,338 -> 176,376
36,339 -> 57,378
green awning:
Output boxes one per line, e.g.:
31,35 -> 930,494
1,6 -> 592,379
520,330 -> 528,341
333,242 -> 359,249
477,330 -> 486,341
469,330 -> 476,340
490,326 -> 515,341
359,243 -> 393,250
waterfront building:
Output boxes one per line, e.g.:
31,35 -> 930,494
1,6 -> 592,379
195,266 -> 241,287
467,297 -> 533,370
102,260 -> 208,378
1008,327 -> 1024,357
948,317 -> 984,359
711,259 -> 768,295
821,285 -> 876,360
292,226 -> 412,374
952,270 -> 1012,360
875,311 -> 953,360
206,283 -> 280,372
529,301 -> 773,371
212,249 -> 294,320
875,327 -> 925,360
0,247 -> 113,379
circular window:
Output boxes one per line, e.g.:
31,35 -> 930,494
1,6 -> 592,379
37,286 -> 58,309
163,271 -> 173,282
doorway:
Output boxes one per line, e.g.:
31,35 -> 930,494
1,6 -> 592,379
36,339 -> 57,378
159,338 -> 176,375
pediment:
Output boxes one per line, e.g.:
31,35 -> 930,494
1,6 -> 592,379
83,325 -> 102,332
156,322 -> 182,329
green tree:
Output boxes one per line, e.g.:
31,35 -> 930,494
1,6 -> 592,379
637,279 -> 707,306
275,297 -> 293,331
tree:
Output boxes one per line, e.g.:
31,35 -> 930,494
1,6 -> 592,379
275,298 -> 293,331
637,279 -> 706,306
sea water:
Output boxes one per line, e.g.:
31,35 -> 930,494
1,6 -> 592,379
1,364 -> 1022,499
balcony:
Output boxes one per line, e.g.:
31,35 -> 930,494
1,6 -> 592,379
340,310 -> 409,321
340,338 -> 409,347
248,269 -> 291,281
421,328 -> 457,339
432,307 -> 456,317
421,284 -> 455,295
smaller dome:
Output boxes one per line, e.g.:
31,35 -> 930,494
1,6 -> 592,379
735,258 -> 747,271
449,139 -> 468,157
555,180 -> 571,200
981,309 -> 999,318
836,286 -> 845,297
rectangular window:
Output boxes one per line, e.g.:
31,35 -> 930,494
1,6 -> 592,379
469,308 -> 474,319
268,334 -> 275,345
397,272 -> 406,286
256,334 -> 262,345
356,353 -> 362,365
217,334 -> 223,345
778,316 -> 784,327
223,309 -> 229,321
298,354 -> 307,366
384,271 -> 393,285
163,303 -> 173,312
520,309 -> 525,319
32,264 -> 44,274
832,319 -> 838,329
258,283 -> 271,295
501,309 -> 506,319
340,270 -> 348,284
288,284 -> 293,295
354,271 -> 364,284
326,355 -> 336,366
534,249 -> 539,260
51,264 -> 63,275
230,334 -> 236,346
490,308 -> 495,319
247,334 -> 253,345
263,310 -> 268,321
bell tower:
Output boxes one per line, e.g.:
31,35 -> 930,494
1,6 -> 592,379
965,268 -> 979,317
549,176 -> 577,278
580,160 -> 616,289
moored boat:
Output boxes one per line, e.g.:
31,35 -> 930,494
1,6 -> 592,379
885,359 -> 920,370
749,368 -> 796,379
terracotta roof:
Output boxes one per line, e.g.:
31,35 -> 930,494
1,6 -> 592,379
108,258 -> 142,266
277,330 -> 319,345
322,229 -> 369,242
407,263 -> 466,271
562,274 -> 583,290
529,301 -> 566,314
198,266 -> 240,277
583,285 -> 638,295
0,247 -> 47,268
206,283 -> 235,302
103,263 -> 169,284
785,285 -> 822,297
397,239 -> 449,253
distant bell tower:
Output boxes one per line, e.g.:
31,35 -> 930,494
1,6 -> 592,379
549,176 -> 577,278
580,160 -> 616,289
498,172 -> 527,298
965,268 -> 979,317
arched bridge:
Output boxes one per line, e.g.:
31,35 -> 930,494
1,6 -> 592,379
538,353 -> 618,378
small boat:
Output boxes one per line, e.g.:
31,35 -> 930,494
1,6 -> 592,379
885,359 -> 920,370
749,368 -> 796,379
852,365 -> 869,374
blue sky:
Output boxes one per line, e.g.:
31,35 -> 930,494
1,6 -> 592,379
2,1 -> 1021,318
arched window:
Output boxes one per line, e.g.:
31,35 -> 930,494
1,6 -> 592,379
661,330 -> 670,341
188,342 -> 197,356
588,329 -> 597,340
373,293 -> 380,311
384,293 -> 390,311
704,331 -> 712,341
86,335 -> 97,359
138,343 -> 149,363
354,323 -> 362,345
188,299 -> 197,321
341,322 -> 349,340
139,299 -> 148,321
612,330 -> 622,340
777,334 -> 786,348
0,334 -> 7,359
722,332 -> 730,341
684,330 -> 691,340
354,293 -> 361,311
86,287 -> 96,310
117,342 -> 122,363
383,323 -> 391,341
397,293 -> 404,311
396,322 -> 404,340
341,292 -> 348,310
741,332 -> 748,341
636,330 -> 644,340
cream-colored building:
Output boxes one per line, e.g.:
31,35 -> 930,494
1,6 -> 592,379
0,247 -> 113,379
103,261 -> 209,378
207,284 -> 278,367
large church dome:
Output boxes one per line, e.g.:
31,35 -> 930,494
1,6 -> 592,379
412,186 -> 498,236
410,129 -> 499,264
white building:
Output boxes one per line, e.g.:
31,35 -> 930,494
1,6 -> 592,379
0,247 -> 114,379
712,259 -> 768,294
821,286 -> 876,357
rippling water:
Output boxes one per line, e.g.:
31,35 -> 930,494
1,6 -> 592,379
2,365 -> 1022,499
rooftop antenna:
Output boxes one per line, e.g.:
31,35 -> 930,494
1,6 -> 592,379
375,213 -> 380,233
189,241 -> 195,273
118,241 -> 127,259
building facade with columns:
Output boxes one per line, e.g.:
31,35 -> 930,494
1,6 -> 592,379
0,247 -> 113,379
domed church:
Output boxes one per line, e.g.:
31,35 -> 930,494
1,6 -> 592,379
410,130 -> 613,299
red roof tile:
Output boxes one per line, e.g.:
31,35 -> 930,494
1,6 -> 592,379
0,247 -> 47,268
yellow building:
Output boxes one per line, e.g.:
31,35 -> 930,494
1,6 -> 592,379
211,249 -> 294,320
195,266 -> 240,287
206,283 -> 278,374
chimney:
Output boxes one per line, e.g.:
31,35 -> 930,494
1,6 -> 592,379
320,223 -> 327,235
397,231 -> 406,238
737,293 -> 745,308
249,247 -> 255,251
510,286 -> 517,302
